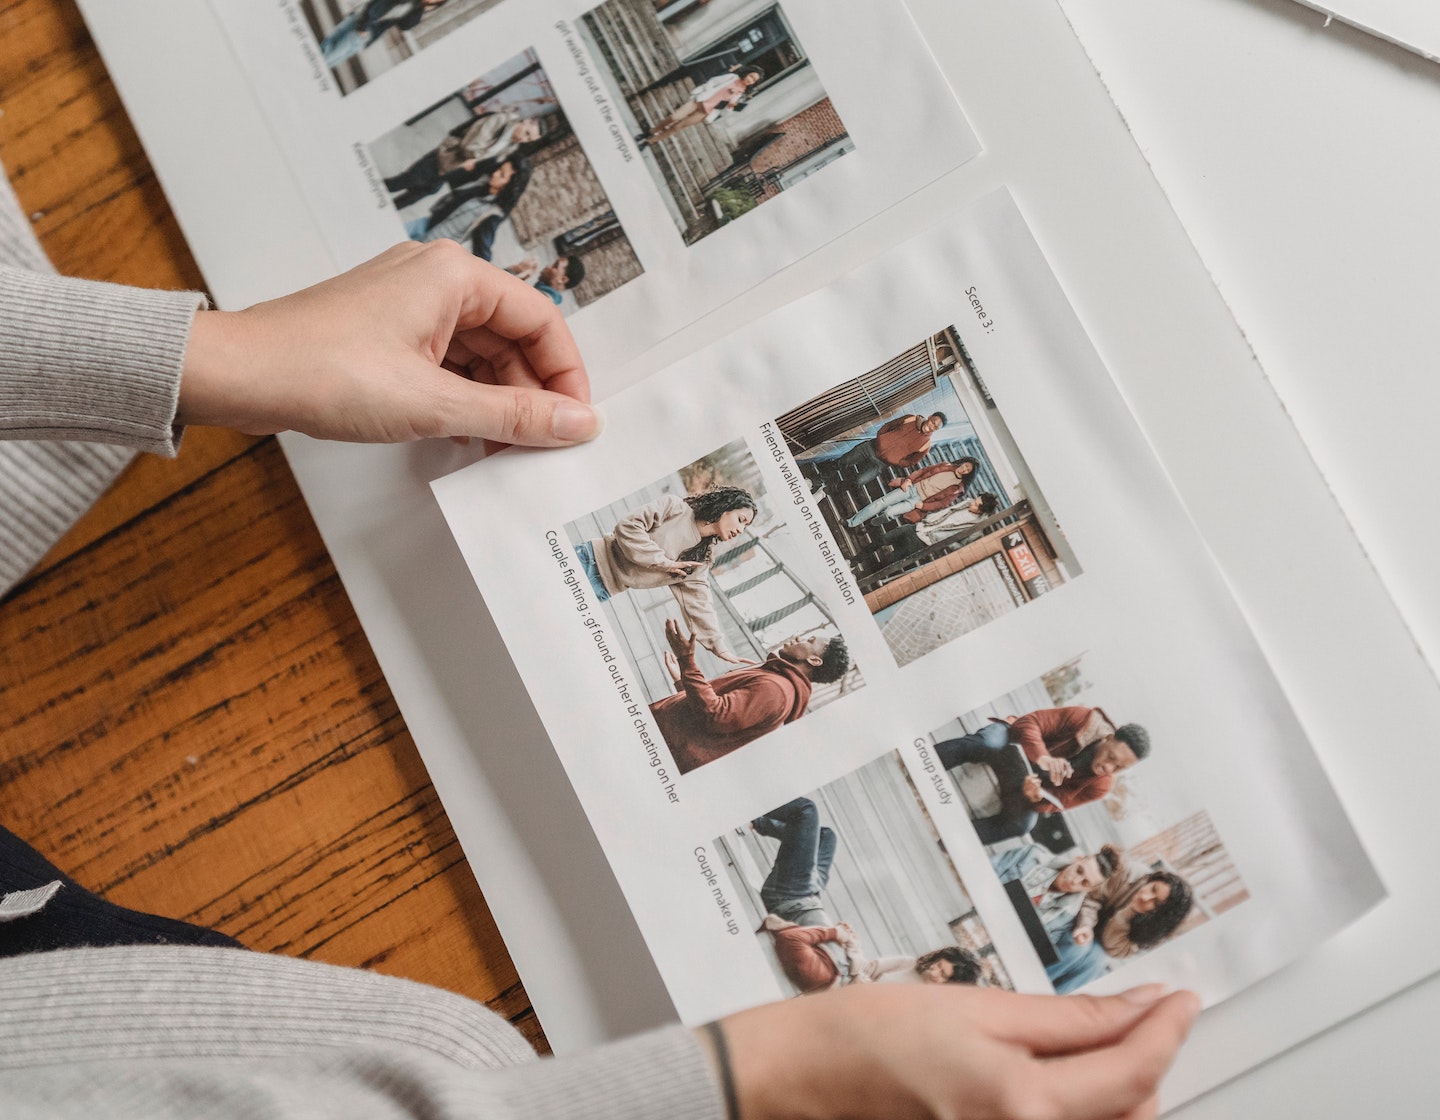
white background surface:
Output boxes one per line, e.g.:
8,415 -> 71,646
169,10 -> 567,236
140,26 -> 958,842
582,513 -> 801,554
1059,0 -> 1440,1114
74,0 -> 1440,1113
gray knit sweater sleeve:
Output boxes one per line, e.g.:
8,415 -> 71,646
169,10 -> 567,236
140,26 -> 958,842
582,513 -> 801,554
0,264 -> 201,453
0,945 -> 725,1120
0,164 -> 205,595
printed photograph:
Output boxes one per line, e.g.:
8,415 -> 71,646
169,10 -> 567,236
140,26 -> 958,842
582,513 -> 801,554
369,49 -> 643,314
579,0 -> 853,245
564,439 -> 862,776
925,658 -> 1249,993
776,326 -> 1080,667
302,0 -> 504,94
714,753 -> 1012,996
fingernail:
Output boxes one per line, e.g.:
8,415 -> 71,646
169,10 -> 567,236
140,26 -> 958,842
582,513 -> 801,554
553,401 -> 602,443
1118,983 -> 1169,1006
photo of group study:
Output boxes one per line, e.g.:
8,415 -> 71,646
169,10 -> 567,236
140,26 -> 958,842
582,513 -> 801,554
564,440 -> 861,776
924,657 -> 1249,994
368,49 -> 643,316
579,0 -> 853,246
713,753 -> 1012,998
777,327 -> 1080,668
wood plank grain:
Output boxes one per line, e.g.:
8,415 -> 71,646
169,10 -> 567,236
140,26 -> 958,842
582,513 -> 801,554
0,0 -> 268,583
0,437 -> 531,1025
0,0 -> 539,1049
0,0 -> 206,292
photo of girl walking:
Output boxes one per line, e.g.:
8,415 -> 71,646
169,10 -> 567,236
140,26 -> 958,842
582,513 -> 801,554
579,0 -> 855,244
633,66 -> 764,149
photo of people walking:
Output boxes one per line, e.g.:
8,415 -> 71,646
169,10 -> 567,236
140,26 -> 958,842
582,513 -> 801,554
580,0 -> 854,245
565,440 -> 862,775
926,657 -> 1249,993
369,49 -> 643,315
777,327 -> 1080,667
300,0 -> 504,93
714,754 -> 1012,997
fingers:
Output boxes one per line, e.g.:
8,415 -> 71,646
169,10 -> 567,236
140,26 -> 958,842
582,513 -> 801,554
440,377 -> 603,447
988,986 -> 1170,1054
1024,992 -> 1200,1120
446,249 -> 589,399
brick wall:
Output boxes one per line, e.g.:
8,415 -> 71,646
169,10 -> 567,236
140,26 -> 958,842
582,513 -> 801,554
509,135 -> 613,246
750,98 -> 849,200
507,133 -> 644,304
574,238 -> 643,307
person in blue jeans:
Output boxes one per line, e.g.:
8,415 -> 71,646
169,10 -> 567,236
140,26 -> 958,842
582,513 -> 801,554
932,721 -> 1042,845
319,0 -> 449,70
752,797 -> 838,928
1046,926 -> 1111,993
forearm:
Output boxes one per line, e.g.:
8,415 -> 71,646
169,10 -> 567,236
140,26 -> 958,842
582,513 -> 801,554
1,1025 -> 723,1120
670,581 -> 733,658
0,265 -> 204,454
0,945 -> 724,1120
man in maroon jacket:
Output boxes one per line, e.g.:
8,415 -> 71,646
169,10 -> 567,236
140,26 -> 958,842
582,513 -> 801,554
933,706 -> 1150,844
652,619 -> 850,773
828,412 -> 947,487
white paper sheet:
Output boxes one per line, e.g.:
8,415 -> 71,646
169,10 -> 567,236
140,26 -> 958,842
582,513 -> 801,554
74,0 -> 1440,1104
1289,0 -> 1440,63
205,0 -> 978,373
432,190 -> 1383,1038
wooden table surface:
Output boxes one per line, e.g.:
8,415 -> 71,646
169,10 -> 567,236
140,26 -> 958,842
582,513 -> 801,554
0,0 -> 539,1050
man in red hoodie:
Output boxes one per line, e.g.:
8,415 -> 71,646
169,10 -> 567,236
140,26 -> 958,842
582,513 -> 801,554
933,706 -> 1150,845
652,619 -> 851,773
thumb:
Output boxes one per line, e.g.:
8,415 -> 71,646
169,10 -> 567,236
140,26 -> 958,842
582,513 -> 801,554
443,379 -> 603,447
987,985 -> 1173,1056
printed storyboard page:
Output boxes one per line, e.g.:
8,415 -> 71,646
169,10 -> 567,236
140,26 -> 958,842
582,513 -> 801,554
433,188 -> 1383,1023
206,0 -> 977,374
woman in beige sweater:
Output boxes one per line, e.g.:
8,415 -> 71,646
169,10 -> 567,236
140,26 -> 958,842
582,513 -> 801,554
575,486 -> 758,664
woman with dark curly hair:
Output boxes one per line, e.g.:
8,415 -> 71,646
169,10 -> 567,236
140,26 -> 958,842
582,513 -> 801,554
759,914 -> 985,993
575,487 -> 759,664
1074,867 -> 1195,959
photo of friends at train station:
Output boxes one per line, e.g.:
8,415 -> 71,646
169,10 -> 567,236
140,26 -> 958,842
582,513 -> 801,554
925,657 -> 1249,994
301,0 -> 503,94
368,49 -> 642,314
579,0 -> 853,245
564,440 -> 861,776
714,753 -> 1011,997
777,327 -> 1080,667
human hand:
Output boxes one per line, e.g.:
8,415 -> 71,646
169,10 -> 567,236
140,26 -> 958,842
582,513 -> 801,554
1022,775 -> 1046,804
178,241 -> 599,447
663,650 -> 682,687
665,560 -> 706,578
1073,927 -> 1094,947
462,158 -> 479,171
664,618 -> 696,661
1036,755 -> 1074,784
714,983 -> 1200,1120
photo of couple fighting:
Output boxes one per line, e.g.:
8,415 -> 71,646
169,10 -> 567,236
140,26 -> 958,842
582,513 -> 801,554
564,440 -> 860,777
928,658 -> 1249,994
